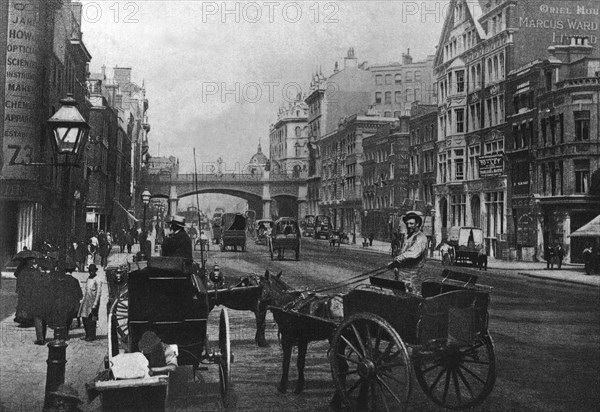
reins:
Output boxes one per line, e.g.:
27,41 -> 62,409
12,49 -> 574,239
309,265 -> 389,294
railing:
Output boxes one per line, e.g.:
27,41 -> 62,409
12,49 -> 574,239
556,77 -> 600,88
149,172 -> 308,183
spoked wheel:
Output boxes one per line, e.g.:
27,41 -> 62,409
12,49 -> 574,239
413,334 -> 496,410
108,289 -> 130,356
330,313 -> 412,411
218,308 -> 232,404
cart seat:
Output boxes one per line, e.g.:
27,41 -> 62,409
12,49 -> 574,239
148,257 -> 194,274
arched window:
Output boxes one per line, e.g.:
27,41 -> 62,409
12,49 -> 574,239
493,55 -> 499,81
376,75 -> 383,85
385,74 -> 393,85
487,58 -> 493,83
476,63 -> 481,87
295,126 -> 301,137
395,74 -> 402,84
499,52 -> 505,79
395,91 -> 402,103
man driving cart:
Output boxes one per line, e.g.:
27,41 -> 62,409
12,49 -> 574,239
387,211 -> 429,296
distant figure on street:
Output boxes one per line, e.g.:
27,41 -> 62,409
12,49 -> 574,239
545,245 -> 556,269
47,262 -> 83,340
476,243 -> 488,271
554,243 -> 565,269
161,215 -> 193,260
368,233 -> 374,247
14,255 -> 38,327
387,211 -> 429,296
198,231 -> 209,251
125,230 -> 134,254
78,264 -> 102,341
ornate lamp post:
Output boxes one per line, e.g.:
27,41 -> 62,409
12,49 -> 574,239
44,94 -> 90,409
141,189 -> 152,231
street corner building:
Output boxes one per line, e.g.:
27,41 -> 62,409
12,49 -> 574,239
1,0 -> 150,272
432,0 -> 600,263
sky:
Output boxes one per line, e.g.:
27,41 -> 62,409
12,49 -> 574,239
80,0 -> 446,173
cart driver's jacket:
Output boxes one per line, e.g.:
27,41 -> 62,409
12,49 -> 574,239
393,229 -> 428,276
161,228 -> 193,260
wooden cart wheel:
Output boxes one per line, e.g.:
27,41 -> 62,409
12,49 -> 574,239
218,308 -> 232,403
413,334 -> 496,410
108,289 -> 130,356
330,313 -> 412,411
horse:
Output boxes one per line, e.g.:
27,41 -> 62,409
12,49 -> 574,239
261,271 -> 343,394
199,271 -> 270,347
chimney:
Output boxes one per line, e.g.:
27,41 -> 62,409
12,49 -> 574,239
113,67 -> 132,85
402,48 -> 413,65
101,64 -> 106,80
550,36 -> 593,63
344,47 -> 357,69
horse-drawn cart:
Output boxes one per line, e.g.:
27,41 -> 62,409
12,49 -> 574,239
269,217 -> 301,261
269,269 -> 495,410
93,257 -> 232,411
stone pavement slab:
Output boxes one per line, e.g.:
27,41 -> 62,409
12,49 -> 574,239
0,247 -> 140,411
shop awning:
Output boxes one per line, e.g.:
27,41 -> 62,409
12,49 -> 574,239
569,214 -> 600,237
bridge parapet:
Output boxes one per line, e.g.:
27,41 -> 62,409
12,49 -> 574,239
155,172 -> 308,183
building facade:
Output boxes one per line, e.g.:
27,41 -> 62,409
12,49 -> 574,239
533,39 -> 600,263
1,0 -> 91,268
269,94 -> 309,177
369,51 -> 436,118
320,113 -> 397,238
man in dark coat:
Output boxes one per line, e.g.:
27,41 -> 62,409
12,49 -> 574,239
161,215 -> 193,260
47,262 -> 83,340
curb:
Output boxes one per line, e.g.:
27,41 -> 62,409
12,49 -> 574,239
517,271 -> 600,287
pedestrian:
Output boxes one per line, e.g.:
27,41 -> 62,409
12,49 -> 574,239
14,256 -> 38,327
125,230 -> 134,254
476,243 -> 488,271
89,233 -> 99,264
47,261 -> 83,340
78,264 -> 102,341
76,240 -> 87,272
99,233 -> 111,268
554,242 -> 565,269
30,257 -> 55,344
545,245 -> 555,269
368,233 -> 374,247
161,215 -> 193,260
387,211 -> 429,296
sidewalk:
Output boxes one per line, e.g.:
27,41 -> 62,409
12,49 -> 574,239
0,245 -> 140,412
331,238 -> 600,288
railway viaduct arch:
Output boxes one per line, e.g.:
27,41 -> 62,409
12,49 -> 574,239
142,172 -> 307,219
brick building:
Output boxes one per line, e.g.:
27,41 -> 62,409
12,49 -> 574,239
362,117 -> 410,242
321,113 -> 396,238
533,39 -> 600,264
1,0 -> 91,268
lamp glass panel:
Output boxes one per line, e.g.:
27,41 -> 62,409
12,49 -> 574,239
54,126 -> 81,153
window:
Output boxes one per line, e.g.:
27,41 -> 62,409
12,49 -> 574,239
395,91 -> 402,103
456,70 -> 465,93
485,140 -> 503,154
575,159 -> 590,193
456,108 -> 465,133
405,89 -> 413,102
385,74 -> 393,85
439,153 -> 447,183
376,75 -> 383,85
295,126 -> 301,137
574,111 -> 590,141
385,91 -> 392,104
454,149 -> 464,180
485,191 -> 505,238
395,74 -> 402,84
394,111 -> 401,118
451,195 -> 466,226
469,145 -> 480,179
384,111 -> 392,117
375,92 -> 382,104
405,71 -> 413,81
415,71 -> 421,82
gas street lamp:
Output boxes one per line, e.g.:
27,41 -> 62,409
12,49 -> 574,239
44,94 -> 89,409
141,189 -> 152,231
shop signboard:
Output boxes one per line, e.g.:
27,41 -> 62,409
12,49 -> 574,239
478,154 -> 504,177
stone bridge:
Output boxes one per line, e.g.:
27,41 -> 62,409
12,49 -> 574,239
142,171 -> 307,219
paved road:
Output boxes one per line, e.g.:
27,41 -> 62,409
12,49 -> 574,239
1,239 -> 598,411
208,237 -> 600,412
